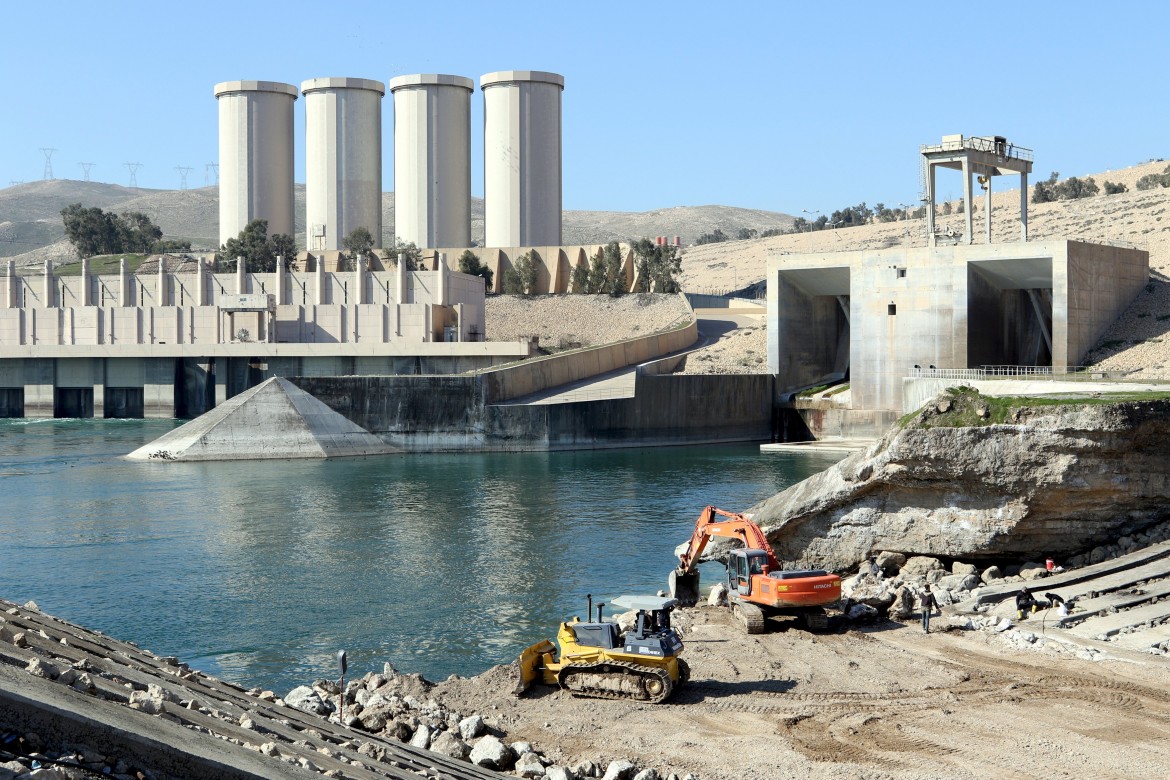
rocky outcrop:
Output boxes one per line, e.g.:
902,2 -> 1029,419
750,390 -> 1170,572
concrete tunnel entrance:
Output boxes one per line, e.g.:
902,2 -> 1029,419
771,266 -> 851,397
967,257 -> 1053,368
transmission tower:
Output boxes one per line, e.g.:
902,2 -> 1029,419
79,162 -> 94,182
124,162 -> 142,189
40,148 -> 57,180
204,162 -> 219,187
175,166 -> 193,191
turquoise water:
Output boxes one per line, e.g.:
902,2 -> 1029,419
0,419 -> 842,694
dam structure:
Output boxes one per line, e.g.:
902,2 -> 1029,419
389,74 -> 474,249
766,136 -> 1151,441
302,77 -> 386,252
213,80 -> 298,248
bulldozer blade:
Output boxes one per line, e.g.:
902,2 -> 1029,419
669,569 -> 701,607
513,639 -> 556,696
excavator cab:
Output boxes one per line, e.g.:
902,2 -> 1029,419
729,550 -> 768,596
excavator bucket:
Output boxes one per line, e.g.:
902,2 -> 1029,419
669,568 -> 701,607
513,639 -> 556,696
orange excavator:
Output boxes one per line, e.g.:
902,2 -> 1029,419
669,506 -> 842,633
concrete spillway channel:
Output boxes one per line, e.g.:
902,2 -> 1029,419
957,540 -> 1170,654
0,599 -> 507,780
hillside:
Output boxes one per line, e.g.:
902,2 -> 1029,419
0,179 -> 794,263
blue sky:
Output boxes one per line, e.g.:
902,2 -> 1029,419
2,1 -> 1165,215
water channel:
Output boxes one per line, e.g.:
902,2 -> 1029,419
0,418 -> 843,694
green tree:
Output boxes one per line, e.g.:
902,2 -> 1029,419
1032,172 -> 1059,203
1055,176 -> 1099,200
1103,181 -> 1128,195
587,247 -> 608,293
342,226 -> 375,269
736,227 -> 758,241
383,240 -> 422,270
602,241 -> 625,297
221,219 -> 287,272
1136,165 -> 1170,190
570,261 -> 590,293
694,228 -> 728,246
457,249 -> 494,292
270,233 -> 298,268
60,203 -> 121,257
117,212 -> 163,253
507,251 -> 539,296
630,238 -> 682,293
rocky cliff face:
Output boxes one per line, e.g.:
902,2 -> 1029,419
749,390 -> 1170,572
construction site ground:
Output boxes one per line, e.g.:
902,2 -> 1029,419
436,604 -> 1170,780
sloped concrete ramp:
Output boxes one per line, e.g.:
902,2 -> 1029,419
127,377 -> 397,462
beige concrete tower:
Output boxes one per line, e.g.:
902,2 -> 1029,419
301,77 -> 386,252
389,74 -> 474,249
214,80 -> 298,249
480,71 -> 564,248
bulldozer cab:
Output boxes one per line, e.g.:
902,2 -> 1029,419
729,550 -> 767,596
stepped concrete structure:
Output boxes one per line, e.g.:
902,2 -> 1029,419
127,377 -> 394,461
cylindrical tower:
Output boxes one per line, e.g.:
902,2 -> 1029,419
480,70 -> 564,248
301,77 -> 386,252
213,80 -> 298,249
389,74 -> 473,250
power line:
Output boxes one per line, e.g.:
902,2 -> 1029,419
205,162 -> 219,187
175,166 -> 193,191
124,162 -> 142,189
79,162 -> 95,182
40,148 -> 57,180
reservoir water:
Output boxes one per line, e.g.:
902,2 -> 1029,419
0,418 -> 843,695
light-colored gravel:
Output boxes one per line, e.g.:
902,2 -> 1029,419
678,322 -> 769,374
485,293 -> 693,350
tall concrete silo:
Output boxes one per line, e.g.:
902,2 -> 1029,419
389,74 -> 473,249
301,77 -> 386,252
480,71 -> 564,248
214,80 -> 298,249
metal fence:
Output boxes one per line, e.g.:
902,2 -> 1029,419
909,365 -> 1170,383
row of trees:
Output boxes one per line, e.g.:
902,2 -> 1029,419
60,204 -> 190,258
1032,172 -> 1102,203
1136,164 -> 1170,191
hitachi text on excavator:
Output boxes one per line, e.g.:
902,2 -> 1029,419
669,505 -> 842,633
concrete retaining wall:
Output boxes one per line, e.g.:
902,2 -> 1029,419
291,370 -> 773,452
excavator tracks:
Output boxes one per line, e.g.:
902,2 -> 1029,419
557,661 -> 675,703
731,600 -> 767,634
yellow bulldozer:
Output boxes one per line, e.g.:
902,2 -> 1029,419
514,594 -> 688,704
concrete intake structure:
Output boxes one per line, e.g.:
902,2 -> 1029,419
302,77 -> 386,252
213,81 -> 298,249
481,71 -> 564,248
389,74 -> 473,249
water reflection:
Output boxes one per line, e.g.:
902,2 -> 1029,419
0,419 -> 843,694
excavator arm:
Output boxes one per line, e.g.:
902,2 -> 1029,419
670,505 -> 781,606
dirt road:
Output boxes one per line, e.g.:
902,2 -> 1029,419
434,606 -> 1170,779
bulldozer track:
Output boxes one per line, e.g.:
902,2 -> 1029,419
731,600 -> 767,634
557,660 -> 675,704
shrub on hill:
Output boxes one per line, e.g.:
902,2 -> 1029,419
1103,181 -> 1128,195
1136,165 -> 1170,190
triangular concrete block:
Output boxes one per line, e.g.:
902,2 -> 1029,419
126,377 -> 395,461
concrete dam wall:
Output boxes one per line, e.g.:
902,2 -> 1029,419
291,371 -> 774,452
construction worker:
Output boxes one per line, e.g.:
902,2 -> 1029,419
1015,587 -> 1039,620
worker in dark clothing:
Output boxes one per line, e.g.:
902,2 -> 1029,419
1015,587 -> 1039,620
920,587 -> 938,634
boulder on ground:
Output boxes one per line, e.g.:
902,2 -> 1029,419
890,586 -> 916,619
602,760 -> 637,780
952,561 -> 978,577
847,603 -> 879,622
458,714 -> 485,740
708,582 -> 729,607
286,686 -> 330,716
515,753 -> 546,779
547,766 -> 574,780
633,770 -> 661,780
430,730 -> 469,760
1019,562 -> 1049,580
842,575 -> 896,611
981,566 -> 1003,583
935,573 -> 981,592
408,723 -> 431,749
469,735 -> 513,770
901,556 -> 944,578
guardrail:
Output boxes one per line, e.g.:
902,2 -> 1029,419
910,365 -> 1170,382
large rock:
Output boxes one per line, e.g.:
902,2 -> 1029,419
469,736 -> 513,770
429,731 -> 470,760
602,761 -> 637,780
285,686 -> 330,716
900,556 -> 944,578
748,393 -> 1170,570
458,714 -> 485,740
875,551 -> 906,574
515,753 -> 546,779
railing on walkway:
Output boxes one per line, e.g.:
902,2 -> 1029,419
910,365 -> 1170,383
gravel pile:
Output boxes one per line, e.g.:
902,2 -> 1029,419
676,326 -> 768,375
485,294 -> 693,350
